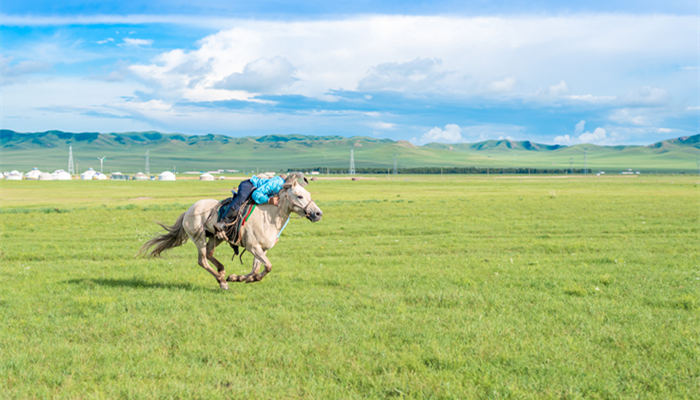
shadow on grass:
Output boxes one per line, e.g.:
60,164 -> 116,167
64,278 -> 211,292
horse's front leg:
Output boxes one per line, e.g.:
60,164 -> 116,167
227,258 -> 261,283
246,246 -> 272,283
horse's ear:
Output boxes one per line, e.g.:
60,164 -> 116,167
283,174 -> 297,189
302,177 -> 309,186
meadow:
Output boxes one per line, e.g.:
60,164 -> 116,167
0,175 -> 697,399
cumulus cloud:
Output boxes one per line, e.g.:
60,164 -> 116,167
216,56 -> 296,93
125,15 -> 696,105
415,124 -> 464,144
578,127 -> 607,143
554,121 -> 608,145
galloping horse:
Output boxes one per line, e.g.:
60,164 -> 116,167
140,173 -> 323,289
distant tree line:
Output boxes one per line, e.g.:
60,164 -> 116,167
290,167 -> 594,174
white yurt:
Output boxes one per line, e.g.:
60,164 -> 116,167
158,171 -> 176,181
52,170 -> 72,180
133,172 -> 149,181
25,168 -> 42,180
80,168 -> 96,180
93,172 -> 108,180
199,173 -> 215,181
7,170 -> 23,180
38,172 -> 55,180
0,173 -> 4,180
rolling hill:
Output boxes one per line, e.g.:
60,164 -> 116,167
1,130 -> 698,173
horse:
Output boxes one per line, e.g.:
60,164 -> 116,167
139,173 -> 323,289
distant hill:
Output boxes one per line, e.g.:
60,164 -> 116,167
1,130 -> 698,173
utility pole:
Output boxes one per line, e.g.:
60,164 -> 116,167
68,145 -> 75,175
349,149 -> 356,175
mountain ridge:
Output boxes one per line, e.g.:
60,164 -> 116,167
2,129 -> 697,150
1,130 -> 698,173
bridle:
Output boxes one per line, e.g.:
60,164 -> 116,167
285,189 -> 315,218
301,199 -> 316,218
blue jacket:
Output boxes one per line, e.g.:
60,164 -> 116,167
249,175 -> 285,204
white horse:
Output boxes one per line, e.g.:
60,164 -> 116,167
140,174 -> 323,289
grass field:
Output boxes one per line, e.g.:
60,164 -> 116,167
0,175 -> 698,398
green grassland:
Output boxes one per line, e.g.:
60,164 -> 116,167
0,176 -> 698,398
2,130 -> 698,173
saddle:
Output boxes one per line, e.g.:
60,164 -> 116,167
216,198 -> 256,248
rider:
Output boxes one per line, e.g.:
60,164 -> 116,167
215,173 -> 285,235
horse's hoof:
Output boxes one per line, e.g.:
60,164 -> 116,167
219,282 -> 229,290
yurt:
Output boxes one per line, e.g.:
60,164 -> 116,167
80,168 -> 96,180
52,170 -> 72,180
25,168 -> 42,180
93,172 -> 108,180
7,170 -> 23,180
199,173 -> 215,181
158,171 -> 176,181
38,172 -> 55,180
133,172 -> 149,181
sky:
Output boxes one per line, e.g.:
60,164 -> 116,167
1,1 -> 698,145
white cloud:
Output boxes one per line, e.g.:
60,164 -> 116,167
548,80 -> 569,95
609,108 -> 649,126
371,121 -> 396,130
122,38 -> 153,47
578,127 -> 607,143
416,124 -> 463,144
125,15 -> 696,104
216,56 -> 297,93
97,38 -> 115,45
554,122 -> 609,145
657,128 -> 672,133
488,76 -> 516,92
553,134 -> 573,145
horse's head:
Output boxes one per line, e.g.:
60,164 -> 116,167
281,173 -> 323,222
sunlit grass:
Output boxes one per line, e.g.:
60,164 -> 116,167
0,175 -> 697,398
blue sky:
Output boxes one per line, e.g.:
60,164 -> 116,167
1,1 -> 698,145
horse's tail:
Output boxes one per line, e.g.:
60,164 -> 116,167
139,212 -> 189,257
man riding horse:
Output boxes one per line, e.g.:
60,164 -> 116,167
214,173 -> 285,241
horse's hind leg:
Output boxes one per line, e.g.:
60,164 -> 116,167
190,233 -> 228,290
197,246 -> 229,290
